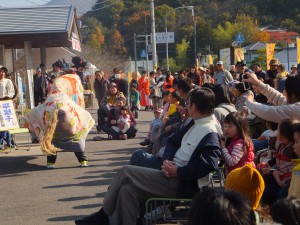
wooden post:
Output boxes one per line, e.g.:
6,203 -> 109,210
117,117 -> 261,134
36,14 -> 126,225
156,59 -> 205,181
24,41 -> 34,109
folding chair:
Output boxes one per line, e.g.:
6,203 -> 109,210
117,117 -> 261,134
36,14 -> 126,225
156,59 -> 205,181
145,173 -> 213,225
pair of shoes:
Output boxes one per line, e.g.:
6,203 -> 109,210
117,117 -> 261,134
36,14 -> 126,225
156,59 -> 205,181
119,134 -> 127,140
80,161 -> 90,167
47,163 -> 55,169
140,139 -> 150,146
144,205 -> 172,220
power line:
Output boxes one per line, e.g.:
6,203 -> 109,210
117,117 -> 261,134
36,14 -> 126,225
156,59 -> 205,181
80,0 -> 120,13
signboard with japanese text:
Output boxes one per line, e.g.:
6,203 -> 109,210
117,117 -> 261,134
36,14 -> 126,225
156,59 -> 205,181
72,37 -> 82,52
0,100 -> 19,131
219,48 -> 231,69
155,32 -> 175,44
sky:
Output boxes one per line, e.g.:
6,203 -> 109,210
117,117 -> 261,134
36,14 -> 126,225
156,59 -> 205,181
0,0 -> 50,7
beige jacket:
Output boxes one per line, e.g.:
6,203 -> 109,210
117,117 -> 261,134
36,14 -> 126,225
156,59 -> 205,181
246,82 -> 300,123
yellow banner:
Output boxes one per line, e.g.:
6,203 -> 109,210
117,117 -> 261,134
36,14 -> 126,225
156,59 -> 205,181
297,38 -> 300,64
208,55 -> 213,65
266,43 -> 276,70
196,58 -> 199,69
234,48 -> 244,62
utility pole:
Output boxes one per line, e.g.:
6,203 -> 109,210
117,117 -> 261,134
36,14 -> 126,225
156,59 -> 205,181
134,33 -> 137,72
150,0 -> 157,69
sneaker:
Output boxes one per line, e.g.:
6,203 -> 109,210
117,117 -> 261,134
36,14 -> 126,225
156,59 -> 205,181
47,163 -> 55,169
140,139 -> 150,146
144,205 -> 172,220
119,134 -> 127,140
0,145 -> 4,150
80,161 -> 90,167
108,135 -> 113,140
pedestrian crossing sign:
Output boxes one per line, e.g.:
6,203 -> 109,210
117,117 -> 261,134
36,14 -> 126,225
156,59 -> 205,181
235,32 -> 245,43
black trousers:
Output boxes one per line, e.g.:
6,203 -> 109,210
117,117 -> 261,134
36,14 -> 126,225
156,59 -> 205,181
47,152 -> 88,163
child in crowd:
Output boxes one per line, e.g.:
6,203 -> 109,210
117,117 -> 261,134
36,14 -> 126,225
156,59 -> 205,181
139,108 -> 163,146
259,119 -> 298,205
129,83 -> 140,119
112,106 -> 131,140
221,112 -> 255,175
253,121 -> 278,152
288,124 -> 300,199
163,92 -> 180,122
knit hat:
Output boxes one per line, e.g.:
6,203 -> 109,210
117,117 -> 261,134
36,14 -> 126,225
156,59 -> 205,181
225,164 -> 265,210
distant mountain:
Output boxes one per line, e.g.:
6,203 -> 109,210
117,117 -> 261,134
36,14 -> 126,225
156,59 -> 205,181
46,0 -> 96,16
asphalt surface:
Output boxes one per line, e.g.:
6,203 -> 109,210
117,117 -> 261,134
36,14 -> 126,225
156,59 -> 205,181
0,108 -> 153,225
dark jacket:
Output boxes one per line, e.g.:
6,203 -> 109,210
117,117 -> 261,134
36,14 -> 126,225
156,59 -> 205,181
163,120 -> 221,198
94,78 -> 109,103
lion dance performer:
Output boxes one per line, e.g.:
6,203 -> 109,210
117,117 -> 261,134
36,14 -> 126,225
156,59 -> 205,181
24,74 -> 95,168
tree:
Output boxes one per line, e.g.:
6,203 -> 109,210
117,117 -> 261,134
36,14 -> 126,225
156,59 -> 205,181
87,26 -> 105,50
176,39 -> 190,68
109,30 -> 128,55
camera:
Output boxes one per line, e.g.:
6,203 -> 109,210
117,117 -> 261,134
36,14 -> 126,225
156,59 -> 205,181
242,68 -> 252,90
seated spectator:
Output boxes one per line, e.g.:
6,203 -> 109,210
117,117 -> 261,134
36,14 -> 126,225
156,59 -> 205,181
139,108 -> 163,147
225,164 -> 265,210
259,119 -> 298,205
98,97 -> 137,140
253,121 -> 278,152
221,112 -> 255,175
212,84 -> 237,128
189,189 -> 256,225
163,92 -> 180,122
270,196 -> 300,225
289,124 -> 300,199
111,106 -> 131,140
96,82 -> 125,132
75,88 -> 222,225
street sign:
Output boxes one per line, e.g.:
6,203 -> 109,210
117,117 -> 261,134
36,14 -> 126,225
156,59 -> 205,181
155,32 -> 175,44
140,49 -> 147,58
235,32 -> 245,43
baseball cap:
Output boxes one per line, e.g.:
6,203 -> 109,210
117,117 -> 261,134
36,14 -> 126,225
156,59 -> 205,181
217,61 -> 223,65
291,64 -> 297,69
155,108 -> 163,113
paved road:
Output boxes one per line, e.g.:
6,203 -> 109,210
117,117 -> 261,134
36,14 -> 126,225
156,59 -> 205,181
0,108 -> 153,225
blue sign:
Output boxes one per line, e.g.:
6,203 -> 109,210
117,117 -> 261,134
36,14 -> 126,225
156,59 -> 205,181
235,32 -> 245,43
140,49 -> 146,58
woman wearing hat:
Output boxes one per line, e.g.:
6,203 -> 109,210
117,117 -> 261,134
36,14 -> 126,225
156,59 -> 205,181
100,82 -> 125,107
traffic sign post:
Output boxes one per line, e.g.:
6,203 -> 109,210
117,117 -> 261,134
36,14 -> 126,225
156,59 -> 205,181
235,32 -> 245,43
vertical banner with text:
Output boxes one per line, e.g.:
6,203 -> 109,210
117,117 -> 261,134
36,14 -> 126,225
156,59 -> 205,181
208,55 -> 213,65
266,43 -> 276,70
234,48 -> 244,63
